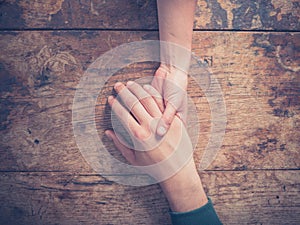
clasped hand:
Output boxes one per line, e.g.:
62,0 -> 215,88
105,81 -> 193,182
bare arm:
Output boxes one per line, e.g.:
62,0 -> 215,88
106,81 -> 207,212
153,0 -> 197,136
105,81 -> 222,224
157,0 -> 196,50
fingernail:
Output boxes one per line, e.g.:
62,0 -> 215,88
143,84 -> 150,90
114,82 -> 122,89
157,126 -> 167,136
105,131 -> 112,140
127,81 -> 134,86
107,96 -> 114,104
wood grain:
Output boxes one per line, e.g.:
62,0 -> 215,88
0,171 -> 299,225
0,0 -> 299,30
0,31 -> 299,172
0,2 -> 299,221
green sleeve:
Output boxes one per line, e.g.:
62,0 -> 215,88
169,198 -> 223,225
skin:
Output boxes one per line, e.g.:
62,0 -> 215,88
154,0 -> 197,136
105,81 -> 208,212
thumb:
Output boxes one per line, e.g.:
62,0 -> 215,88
156,103 -> 176,136
176,112 -> 187,126
176,94 -> 188,125
105,130 -> 135,164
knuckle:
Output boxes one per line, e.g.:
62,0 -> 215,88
140,96 -> 152,104
133,129 -> 150,140
124,98 -> 137,110
163,113 -> 174,125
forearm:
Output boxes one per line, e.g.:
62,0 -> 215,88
157,0 -> 196,49
159,159 -> 208,212
157,0 -> 196,72
160,160 -> 223,225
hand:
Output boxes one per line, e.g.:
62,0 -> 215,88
152,64 -> 188,136
106,81 -> 189,174
105,81 -> 207,212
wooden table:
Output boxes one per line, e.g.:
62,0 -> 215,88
0,1 -> 299,224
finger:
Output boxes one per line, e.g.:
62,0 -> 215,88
151,67 -> 167,94
163,78 -> 187,111
108,95 -> 140,133
143,84 -> 165,113
114,82 -> 152,125
105,130 -> 136,164
154,65 -> 168,79
176,112 -> 187,126
176,96 -> 188,125
156,103 -> 177,136
126,81 -> 162,118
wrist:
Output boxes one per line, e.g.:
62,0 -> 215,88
157,64 -> 188,81
159,42 -> 192,74
159,160 -> 208,212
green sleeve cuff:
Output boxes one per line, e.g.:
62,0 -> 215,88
169,198 -> 223,225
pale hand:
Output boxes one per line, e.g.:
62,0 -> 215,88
105,81 -> 207,212
152,64 -> 188,136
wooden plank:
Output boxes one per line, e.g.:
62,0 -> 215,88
191,31 -> 300,170
0,31 -> 299,172
0,171 -> 299,224
0,0 -> 299,30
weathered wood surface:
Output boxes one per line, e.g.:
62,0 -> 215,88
0,1 -> 299,223
0,31 -> 299,172
0,171 -> 299,225
0,0 -> 299,30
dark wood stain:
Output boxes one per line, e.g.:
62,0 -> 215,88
0,0 -> 299,224
0,1 -> 25,29
206,0 -> 228,28
0,0 -> 298,30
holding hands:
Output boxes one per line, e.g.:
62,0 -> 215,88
105,81 -> 208,212
152,64 -> 188,136
103,0 -> 223,222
